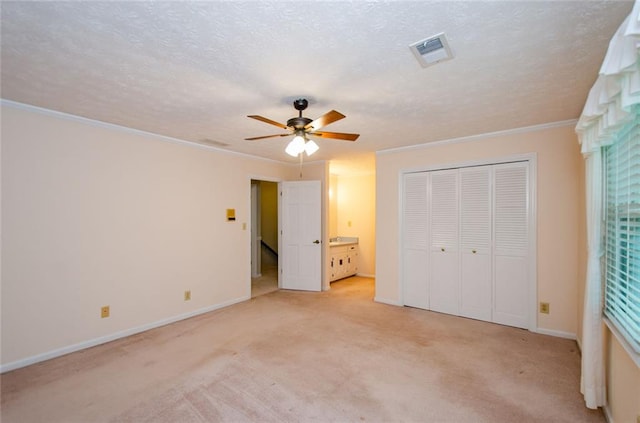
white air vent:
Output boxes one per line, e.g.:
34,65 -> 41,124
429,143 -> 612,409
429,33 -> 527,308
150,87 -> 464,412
409,32 -> 454,68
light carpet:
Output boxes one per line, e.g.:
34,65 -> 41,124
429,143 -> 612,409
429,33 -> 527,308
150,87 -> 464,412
0,277 -> 603,422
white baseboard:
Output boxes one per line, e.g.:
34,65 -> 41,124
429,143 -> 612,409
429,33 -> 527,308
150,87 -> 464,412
0,295 -> 249,373
602,404 -> 613,423
374,296 -> 401,306
534,327 -> 577,340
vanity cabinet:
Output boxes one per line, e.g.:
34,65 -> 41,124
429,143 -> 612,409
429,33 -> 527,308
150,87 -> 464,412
330,244 -> 359,282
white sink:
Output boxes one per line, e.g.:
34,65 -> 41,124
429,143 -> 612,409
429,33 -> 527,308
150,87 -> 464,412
329,236 -> 359,247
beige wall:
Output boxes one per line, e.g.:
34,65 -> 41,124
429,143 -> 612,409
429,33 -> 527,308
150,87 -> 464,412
375,124 -> 583,336
1,104 -> 291,368
335,173 -> 376,276
605,331 -> 640,423
329,174 -> 338,238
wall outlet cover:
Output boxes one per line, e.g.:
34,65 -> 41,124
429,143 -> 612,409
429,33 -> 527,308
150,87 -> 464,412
540,302 -> 550,314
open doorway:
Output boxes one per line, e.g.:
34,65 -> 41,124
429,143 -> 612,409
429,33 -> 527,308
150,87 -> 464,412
251,180 -> 279,297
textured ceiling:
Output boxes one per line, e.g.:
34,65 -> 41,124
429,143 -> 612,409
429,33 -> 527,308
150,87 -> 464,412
1,1 -> 634,169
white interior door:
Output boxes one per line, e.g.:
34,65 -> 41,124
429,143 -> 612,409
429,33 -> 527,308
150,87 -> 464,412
429,169 -> 459,315
492,162 -> 529,328
402,172 -> 429,309
280,180 -> 322,291
400,159 -> 534,330
459,166 -> 492,321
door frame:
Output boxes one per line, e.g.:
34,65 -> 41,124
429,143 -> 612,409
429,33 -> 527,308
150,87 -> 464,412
398,153 -> 538,332
251,182 -> 261,278
249,176 -> 282,294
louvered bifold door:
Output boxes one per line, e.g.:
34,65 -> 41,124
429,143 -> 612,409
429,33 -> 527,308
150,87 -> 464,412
492,162 -> 529,329
459,166 -> 492,321
402,172 -> 429,309
429,169 -> 460,315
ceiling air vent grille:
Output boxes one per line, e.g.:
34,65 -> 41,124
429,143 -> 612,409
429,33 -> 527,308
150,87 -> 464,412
409,32 -> 454,68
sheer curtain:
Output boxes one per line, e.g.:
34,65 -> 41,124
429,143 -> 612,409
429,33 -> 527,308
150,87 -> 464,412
575,0 -> 640,409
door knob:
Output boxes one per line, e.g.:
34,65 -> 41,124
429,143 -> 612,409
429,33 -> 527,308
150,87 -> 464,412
472,249 -> 477,254
441,247 -> 445,252
313,240 -> 320,244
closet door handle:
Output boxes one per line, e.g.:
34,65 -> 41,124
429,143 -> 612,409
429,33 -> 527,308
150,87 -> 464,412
313,240 -> 320,244
472,249 -> 477,254
441,247 -> 445,252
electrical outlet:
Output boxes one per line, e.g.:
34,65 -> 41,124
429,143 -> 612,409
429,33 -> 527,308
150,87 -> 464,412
540,302 -> 550,314
184,290 -> 191,301
101,306 -> 110,318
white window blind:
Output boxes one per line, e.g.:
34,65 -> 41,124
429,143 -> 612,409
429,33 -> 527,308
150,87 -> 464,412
604,120 -> 640,353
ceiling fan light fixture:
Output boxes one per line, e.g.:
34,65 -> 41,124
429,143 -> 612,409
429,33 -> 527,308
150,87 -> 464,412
304,139 -> 319,156
286,134 -> 306,157
246,98 -> 358,156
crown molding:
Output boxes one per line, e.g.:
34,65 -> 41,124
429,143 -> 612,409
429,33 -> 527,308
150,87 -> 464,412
376,119 -> 578,155
1,99 -> 287,165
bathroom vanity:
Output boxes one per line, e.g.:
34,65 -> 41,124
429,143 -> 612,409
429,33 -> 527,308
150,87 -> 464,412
329,237 -> 359,282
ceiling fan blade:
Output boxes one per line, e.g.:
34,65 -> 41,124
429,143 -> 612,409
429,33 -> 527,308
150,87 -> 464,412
304,110 -> 345,131
245,133 -> 291,141
309,131 -> 360,141
247,115 -> 289,130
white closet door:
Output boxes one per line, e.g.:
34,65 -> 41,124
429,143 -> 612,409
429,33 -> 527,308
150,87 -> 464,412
459,166 -> 492,321
493,162 -> 529,328
402,172 -> 429,309
429,169 -> 459,315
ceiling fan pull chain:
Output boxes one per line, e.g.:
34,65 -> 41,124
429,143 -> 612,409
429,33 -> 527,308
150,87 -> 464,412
299,152 -> 304,178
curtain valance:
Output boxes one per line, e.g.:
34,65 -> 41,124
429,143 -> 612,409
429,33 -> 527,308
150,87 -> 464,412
576,1 -> 640,154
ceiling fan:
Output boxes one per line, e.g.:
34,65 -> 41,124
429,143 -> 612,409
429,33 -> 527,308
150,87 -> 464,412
245,98 -> 359,156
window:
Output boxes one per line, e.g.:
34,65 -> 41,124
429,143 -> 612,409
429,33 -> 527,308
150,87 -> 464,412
604,120 -> 640,353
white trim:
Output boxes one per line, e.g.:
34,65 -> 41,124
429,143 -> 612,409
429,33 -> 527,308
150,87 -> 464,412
602,404 -> 613,423
604,317 -> 640,368
377,120 -> 577,156
534,328 -> 577,340
576,335 -> 583,353
0,295 -> 249,373
527,156 -> 538,332
398,153 -> 538,331
1,99 -> 285,164
398,168 -> 408,307
374,297 -> 402,306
